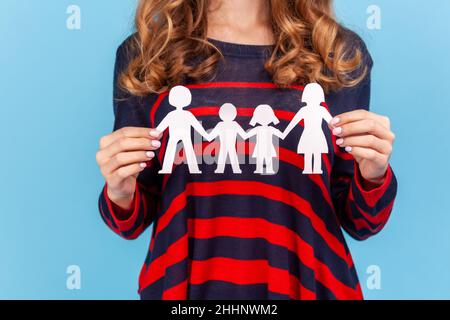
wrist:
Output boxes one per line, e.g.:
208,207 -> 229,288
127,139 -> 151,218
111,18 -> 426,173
358,166 -> 388,190
106,188 -> 135,211
361,176 -> 385,190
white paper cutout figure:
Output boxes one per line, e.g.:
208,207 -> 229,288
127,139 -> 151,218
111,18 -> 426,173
283,83 -> 332,174
247,104 -> 284,175
209,103 -> 248,174
156,85 -> 211,174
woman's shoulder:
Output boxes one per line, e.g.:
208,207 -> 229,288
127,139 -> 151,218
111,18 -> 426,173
341,28 -> 374,71
115,33 -> 139,67
113,34 -> 155,125
325,29 -> 374,112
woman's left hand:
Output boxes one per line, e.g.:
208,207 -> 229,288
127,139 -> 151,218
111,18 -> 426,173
330,110 -> 395,186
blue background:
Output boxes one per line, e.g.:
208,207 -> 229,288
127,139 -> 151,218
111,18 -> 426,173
0,0 -> 449,299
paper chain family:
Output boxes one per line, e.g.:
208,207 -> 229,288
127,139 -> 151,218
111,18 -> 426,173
156,83 -> 333,175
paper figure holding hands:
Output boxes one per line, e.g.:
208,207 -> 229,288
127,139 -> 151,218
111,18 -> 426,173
247,104 -> 284,175
283,83 -> 332,174
156,85 -> 211,174
209,103 -> 248,174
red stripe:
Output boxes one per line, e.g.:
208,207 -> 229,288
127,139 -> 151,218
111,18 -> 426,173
189,257 -> 316,300
149,230 -> 155,252
154,181 -> 351,267
150,82 -> 304,127
138,233 -> 189,293
188,217 -> 359,299
157,132 -> 169,165
162,280 -> 188,300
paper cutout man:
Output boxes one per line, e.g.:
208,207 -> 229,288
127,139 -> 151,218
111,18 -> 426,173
156,85 -> 210,174
283,83 -> 332,174
247,104 -> 284,175
209,103 -> 248,174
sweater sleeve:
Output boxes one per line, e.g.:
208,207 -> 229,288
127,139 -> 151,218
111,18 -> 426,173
331,39 -> 398,241
98,38 -> 162,240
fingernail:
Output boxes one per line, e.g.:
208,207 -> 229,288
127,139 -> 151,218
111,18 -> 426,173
333,127 -> 342,135
150,130 -> 161,138
139,162 -> 147,169
332,117 -> 340,125
336,138 -> 344,145
146,151 -> 155,158
151,140 -> 161,148
345,146 -> 352,152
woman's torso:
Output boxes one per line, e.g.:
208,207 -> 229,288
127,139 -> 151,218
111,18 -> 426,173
137,39 -> 364,300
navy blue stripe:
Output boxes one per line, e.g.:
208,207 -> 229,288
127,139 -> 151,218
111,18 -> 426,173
314,281 -> 337,300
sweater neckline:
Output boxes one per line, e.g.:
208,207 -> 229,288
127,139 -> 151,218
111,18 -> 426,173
207,38 -> 275,58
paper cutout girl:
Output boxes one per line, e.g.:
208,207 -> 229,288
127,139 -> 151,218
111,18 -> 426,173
283,83 -> 332,174
209,103 -> 248,174
156,85 -> 211,174
247,104 -> 284,175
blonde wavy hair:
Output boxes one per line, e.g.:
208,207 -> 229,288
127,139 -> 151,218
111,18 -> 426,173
120,0 -> 368,96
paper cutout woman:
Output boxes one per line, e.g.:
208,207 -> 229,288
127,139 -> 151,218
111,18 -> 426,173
156,85 -> 211,174
283,83 -> 332,174
209,103 -> 248,174
247,104 -> 284,175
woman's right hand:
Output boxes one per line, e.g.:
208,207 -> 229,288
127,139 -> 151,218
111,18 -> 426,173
96,127 -> 162,210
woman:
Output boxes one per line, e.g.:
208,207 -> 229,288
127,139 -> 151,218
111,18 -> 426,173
96,0 -> 397,300
283,83 -> 333,175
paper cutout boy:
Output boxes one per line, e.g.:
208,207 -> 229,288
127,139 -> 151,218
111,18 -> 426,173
156,85 -> 211,174
247,104 -> 284,175
209,103 -> 248,174
283,83 -> 332,174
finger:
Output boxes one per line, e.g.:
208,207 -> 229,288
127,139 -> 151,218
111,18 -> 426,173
345,146 -> 388,163
333,119 -> 395,141
333,110 -> 390,129
109,163 -> 147,185
99,127 -> 162,149
331,110 -> 370,127
102,150 -> 156,175
336,135 -> 392,155
101,137 -> 162,160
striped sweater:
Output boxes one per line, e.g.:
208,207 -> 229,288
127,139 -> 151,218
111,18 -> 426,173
98,36 -> 397,300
